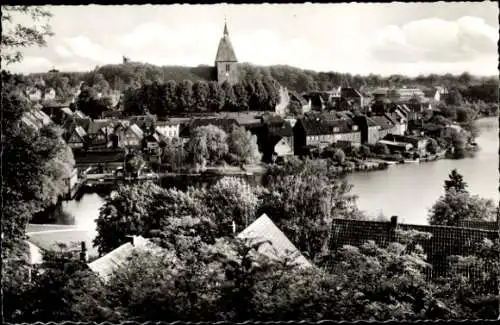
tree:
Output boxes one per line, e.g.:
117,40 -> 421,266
332,148 -> 346,165
373,142 -> 390,155
124,152 -> 145,176
445,88 -> 464,106
194,177 -> 263,236
1,6 -> 54,65
233,82 -> 249,111
428,188 -> 497,226
227,125 -> 262,165
444,169 -> 468,193
192,81 -> 210,112
426,138 -> 439,155
186,125 -> 228,169
160,137 -> 186,171
76,86 -> 109,119
2,72 -> 75,241
221,81 -> 237,111
207,81 -> 225,112
175,80 -> 194,113
259,159 -> 362,261
16,251 -> 112,322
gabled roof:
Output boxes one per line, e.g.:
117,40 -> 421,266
87,119 -> 114,135
129,124 -> 145,139
88,236 -> 165,281
456,220 -> 499,231
237,214 -> 312,268
327,218 -> 499,279
369,115 -> 394,130
298,117 -> 358,136
215,22 -> 238,62
73,126 -> 88,139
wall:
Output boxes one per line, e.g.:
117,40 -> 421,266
216,61 -> 239,85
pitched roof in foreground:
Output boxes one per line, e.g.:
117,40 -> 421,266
88,236 -> 165,281
237,214 -> 312,268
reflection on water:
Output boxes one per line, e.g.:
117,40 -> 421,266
45,117 -> 498,229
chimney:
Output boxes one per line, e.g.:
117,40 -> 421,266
80,241 -> 88,262
389,216 -> 398,242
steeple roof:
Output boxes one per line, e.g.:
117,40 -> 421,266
215,21 -> 237,63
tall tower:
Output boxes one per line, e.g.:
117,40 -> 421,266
215,19 -> 238,85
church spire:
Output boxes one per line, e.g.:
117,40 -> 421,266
223,17 -> 229,37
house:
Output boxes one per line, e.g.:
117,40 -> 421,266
26,87 -> 43,101
43,88 -> 57,101
113,123 -> 144,148
219,111 -> 264,131
353,115 -> 381,144
384,112 -> 407,135
288,90 -> 311,113
237,214 -> 312,268
293,116 -> 361,155
21,109 -> 52,130
73,148 -> 126,168
86,119 -> 115,149
303,92 -> 330,111
341,87 -> 365,108
424,88 -> 441,102
371,88 -> 389,101
259,115 -> 294,162
326,216 -> 499,280
66,125 -> 88,149
155,121 -> 182,140
370,115 -> 397,139
396,87 -> 426,102
377,139 -> 413,153
128,114 -> 157,131
102,110 -> 123,119
88,236 -> 166,282
382,134 -> 428,153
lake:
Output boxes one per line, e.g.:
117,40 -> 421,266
35,117 -> 498,233
346,117 -> 499,224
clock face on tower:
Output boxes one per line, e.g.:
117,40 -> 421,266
225,72 -> 229,77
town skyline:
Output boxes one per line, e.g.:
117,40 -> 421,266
4,2 -> 499,77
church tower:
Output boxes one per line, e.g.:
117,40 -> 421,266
215,19 -> 238,85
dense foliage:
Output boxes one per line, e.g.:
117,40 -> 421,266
1,71 -> 75,241
429,170 -> 497,226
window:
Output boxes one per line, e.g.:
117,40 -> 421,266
226,64 -> 230,72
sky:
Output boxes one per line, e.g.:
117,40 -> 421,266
4,2 -> 499,77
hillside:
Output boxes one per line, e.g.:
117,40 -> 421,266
25,61 -> 498,103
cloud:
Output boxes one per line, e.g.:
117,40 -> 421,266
63,35 -> 121,63
370,16 -> 498,63
55,45 -> 73,58
118,22 -> 220,64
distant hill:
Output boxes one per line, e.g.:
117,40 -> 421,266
25,61 -> 498,103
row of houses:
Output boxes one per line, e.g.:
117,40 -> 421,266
63,105 -> 427,165
295,85 -> 449,119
